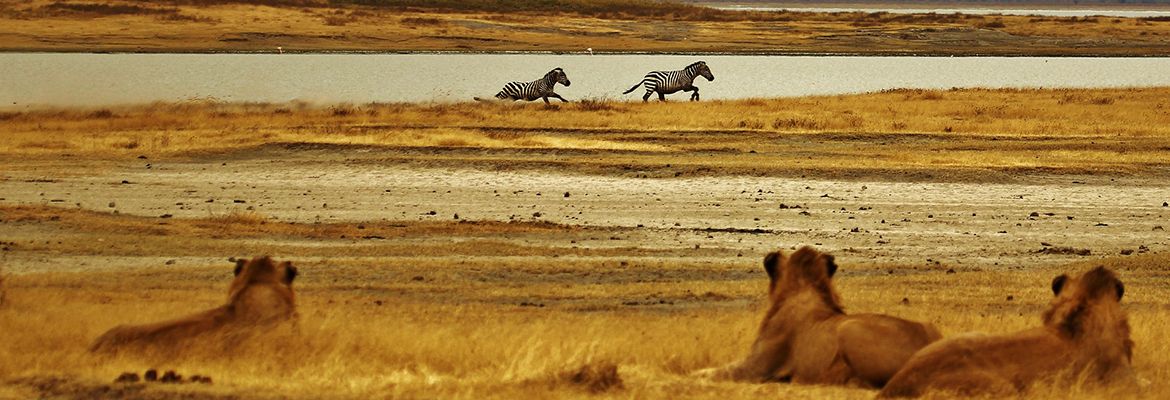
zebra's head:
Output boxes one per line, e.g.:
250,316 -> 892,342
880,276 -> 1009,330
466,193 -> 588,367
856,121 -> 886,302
547,68 -> 571,87
692,61 -> 714,82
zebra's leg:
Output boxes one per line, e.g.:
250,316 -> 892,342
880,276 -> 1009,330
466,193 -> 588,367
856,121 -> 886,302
691,87 -> 700,101
658,91 -> 666,102
542,96 -> 550,104
642,90 -> 652,103
552,93 -> 569,102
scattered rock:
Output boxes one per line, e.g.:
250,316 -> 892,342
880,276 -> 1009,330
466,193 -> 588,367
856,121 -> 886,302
1040,242 -> 1052,247
144,369 -> 158,382
164,259 -> 175,265
1094,223 -> 1109,227
159,370 -> 181,383
1121,249 -> 1134,255
233,199 -> 246,204
137,155 -> 147,159
1029,211 -> 1039,217
113,372 -> 139,384
159,214 -> 172,219
1164,202 -> 1168,207
533,212 -> 543,218
107,202 -> 115,208
945,268 -> 956,274
564,192 -> 571,198
411,275 -> 424,281
900,297 -> 910,305
120,180 -> 131,184
1154,226 -> 1164,231
1006,295 -> 1015,301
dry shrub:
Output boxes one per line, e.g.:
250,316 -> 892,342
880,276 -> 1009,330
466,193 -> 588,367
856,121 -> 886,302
772,117 -> 823,130
87,109 -> 115,119
572,98 -> 619,112
0,265 -> 6,308
981,19 -> 1006,29
207,210 -> 269,226
401,16 -> 442,25
1037,246 -> 1092,256
557,362 -> 622,393
736,119 -> 764,130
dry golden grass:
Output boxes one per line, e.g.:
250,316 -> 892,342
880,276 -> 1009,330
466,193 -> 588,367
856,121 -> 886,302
0,206 -> 1167,399
4,88 -> 1170,179
2,0 -> 1170,54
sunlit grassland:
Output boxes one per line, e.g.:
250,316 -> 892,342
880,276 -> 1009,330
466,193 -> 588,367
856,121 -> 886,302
0,206 -> 1167,398
4,87 -> 1170,178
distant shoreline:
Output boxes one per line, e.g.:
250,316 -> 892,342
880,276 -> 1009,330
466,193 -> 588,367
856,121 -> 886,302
5,49 -> 1170,57
693,1 -> 1170,11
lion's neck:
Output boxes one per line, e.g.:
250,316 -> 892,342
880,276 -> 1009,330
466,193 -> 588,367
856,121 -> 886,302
772,290 -> 845,322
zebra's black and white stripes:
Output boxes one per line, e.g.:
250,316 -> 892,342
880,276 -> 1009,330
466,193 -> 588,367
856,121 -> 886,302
622,61 -> 715,102
477,68 -> 572,104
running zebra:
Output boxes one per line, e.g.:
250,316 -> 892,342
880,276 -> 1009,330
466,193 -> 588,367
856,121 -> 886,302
475,68 -> 571,104
623,61 -> 715,102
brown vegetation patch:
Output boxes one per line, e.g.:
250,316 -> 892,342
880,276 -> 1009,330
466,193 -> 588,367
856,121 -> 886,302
558,362 -> 623,393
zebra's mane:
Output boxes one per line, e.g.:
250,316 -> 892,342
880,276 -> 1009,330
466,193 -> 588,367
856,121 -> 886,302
685,61 -> 706,70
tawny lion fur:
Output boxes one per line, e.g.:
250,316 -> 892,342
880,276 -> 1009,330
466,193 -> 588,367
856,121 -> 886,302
695,246 -> 942,388
879,266 -> 1135,398
90,256 -> 298,352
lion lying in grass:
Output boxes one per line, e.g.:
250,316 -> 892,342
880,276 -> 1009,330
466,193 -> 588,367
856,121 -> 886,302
695,246 -> 941,388
90,256 -> 298,353
879,266 -> 1134,398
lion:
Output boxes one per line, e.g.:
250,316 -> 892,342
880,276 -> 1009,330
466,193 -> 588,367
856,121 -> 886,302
695,246 -> 942,388
878,266 -> 1134,398
90,256 -> 298,353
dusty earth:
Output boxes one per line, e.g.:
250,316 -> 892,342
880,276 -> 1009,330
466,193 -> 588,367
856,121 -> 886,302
3,145 -> 1167,275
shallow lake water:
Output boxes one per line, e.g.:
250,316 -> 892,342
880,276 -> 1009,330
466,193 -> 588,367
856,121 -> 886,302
3,53 -> 1170,107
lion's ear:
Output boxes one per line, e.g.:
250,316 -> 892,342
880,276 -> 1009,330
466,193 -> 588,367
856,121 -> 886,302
824,254 -> 838,277
1051,274 -> 1069,295
763,251 -> 782,282
283,262 -> 298,285
233,259 -> 246,276
1115,281 -> 1124,301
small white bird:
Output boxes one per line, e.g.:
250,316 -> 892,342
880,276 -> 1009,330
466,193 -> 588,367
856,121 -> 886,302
277,46 -> 283,54
587,47 -> 593,55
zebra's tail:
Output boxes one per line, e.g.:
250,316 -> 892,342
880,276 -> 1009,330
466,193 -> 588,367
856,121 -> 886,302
622,81 -> 643,95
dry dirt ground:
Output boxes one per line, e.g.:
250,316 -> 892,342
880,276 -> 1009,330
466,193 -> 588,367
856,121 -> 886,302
1,142 -> 1169,398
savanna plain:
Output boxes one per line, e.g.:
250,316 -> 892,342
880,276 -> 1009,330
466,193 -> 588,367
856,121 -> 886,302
2,88 -> 1170,399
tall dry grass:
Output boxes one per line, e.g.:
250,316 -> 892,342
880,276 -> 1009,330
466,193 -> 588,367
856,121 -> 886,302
5,88 -> 1170,155
1,253 -> 1167,398
3,88 -> 1170,178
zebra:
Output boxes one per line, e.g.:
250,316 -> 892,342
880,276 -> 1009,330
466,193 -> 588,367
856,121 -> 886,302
623,61 -> 714,102
475,68 -> 571,104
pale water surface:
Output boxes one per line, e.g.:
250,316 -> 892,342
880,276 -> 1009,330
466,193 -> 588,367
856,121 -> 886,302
3,53 -> 1170,107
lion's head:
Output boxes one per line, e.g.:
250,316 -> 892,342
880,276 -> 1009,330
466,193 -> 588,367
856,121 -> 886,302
1043,266 -> 1131,358
227,256 -> 297,324
763,246 -> 843,313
